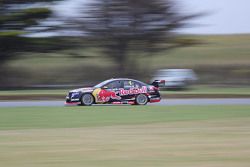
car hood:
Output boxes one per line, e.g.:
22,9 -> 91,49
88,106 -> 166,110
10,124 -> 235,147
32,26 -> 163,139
70,87 -> 94,93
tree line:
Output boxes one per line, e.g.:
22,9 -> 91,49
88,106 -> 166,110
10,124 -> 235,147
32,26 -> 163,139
0,0 -> 200,76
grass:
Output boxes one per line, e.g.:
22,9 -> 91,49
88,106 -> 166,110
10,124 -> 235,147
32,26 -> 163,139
1,85 -> 250,97
0,105 -> 250,167
146,34 -> 250,68
0,89 -> 68,96
0,105 -> 250,130
161,85 -> 250,95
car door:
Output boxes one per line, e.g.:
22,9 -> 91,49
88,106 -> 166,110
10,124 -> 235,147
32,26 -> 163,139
97,80 -> 123,103
121,80 -> 142,100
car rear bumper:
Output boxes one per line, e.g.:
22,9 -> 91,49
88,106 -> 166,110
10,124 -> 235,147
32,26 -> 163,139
148,93 -> 161,103
149,97 -> 161,103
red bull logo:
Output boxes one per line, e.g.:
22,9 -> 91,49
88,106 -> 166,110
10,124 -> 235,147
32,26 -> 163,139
97,89 -> 121,102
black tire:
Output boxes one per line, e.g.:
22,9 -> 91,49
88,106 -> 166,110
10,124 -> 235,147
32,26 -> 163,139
80,93 -> 94,106
135,94 -> 148,105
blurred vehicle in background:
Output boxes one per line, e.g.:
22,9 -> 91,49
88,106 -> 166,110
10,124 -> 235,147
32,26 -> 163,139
151,69 -> 198,89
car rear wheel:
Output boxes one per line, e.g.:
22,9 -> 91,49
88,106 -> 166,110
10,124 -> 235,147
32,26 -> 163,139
135,94 -> 148,105
81,94 -> 94,106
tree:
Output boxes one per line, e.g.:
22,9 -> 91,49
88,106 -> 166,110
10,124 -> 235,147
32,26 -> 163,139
62,0 -> 200,76
0,0 -> 60,67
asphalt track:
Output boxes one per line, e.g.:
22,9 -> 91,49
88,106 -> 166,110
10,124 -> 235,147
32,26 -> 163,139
0,99 -> 250,107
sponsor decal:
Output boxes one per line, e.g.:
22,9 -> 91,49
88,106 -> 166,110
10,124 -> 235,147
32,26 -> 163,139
93,86 -> 148,103
71,92 -> 80,99
120,86 -> 147,96
93,88 -> 121,103
71,87 -> 93,92
97,89 -> 121,102
149,86 -> 155,91
112,101 -> 135,105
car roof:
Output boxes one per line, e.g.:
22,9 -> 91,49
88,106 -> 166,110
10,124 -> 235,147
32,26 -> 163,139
110,78 -> 133,80
107,78 -> 141,82
94,78 -> 148,88
107,78 -> 147,84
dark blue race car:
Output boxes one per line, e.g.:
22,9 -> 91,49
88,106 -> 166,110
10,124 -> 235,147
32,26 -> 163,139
66,78 -> 162,106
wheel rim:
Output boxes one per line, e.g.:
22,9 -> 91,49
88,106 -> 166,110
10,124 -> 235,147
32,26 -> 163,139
136,94 -> 148,105
82,94 -> 94,105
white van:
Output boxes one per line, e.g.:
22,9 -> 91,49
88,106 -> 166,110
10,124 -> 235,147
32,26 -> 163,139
151,69 -> 198,89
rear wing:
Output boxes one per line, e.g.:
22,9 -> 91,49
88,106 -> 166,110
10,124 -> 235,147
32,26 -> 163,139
151,80 -> 165,88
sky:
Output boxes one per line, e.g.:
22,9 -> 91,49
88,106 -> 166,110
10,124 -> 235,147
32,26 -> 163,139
52,0 -> 250,35
177,0 -> 250,34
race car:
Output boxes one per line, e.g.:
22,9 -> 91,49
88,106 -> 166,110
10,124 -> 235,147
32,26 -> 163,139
65,78 -> 162,106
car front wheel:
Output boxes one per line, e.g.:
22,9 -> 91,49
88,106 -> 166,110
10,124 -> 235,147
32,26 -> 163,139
135,94 -> 148,105
81,94 -> 94,106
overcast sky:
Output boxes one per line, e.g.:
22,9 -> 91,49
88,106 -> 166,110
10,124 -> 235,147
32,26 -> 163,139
178,0 -> 250,34
53,0 -> 250,35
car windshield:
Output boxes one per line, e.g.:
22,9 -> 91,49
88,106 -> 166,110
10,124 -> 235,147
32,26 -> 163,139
94,79 -> 113,88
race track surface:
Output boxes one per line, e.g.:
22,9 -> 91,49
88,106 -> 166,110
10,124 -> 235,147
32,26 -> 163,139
0,99 -> 250,107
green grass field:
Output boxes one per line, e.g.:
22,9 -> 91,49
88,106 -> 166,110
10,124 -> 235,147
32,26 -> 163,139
147,34 -> 250,68
1,105 -> 250,167
162,86 -> 250,95
1,85 -> 250,96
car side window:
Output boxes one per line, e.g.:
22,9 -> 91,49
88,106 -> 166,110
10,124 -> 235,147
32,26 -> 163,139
105,80 -> 123,89
124,80 -> 142,89
134,81 -> 142,88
